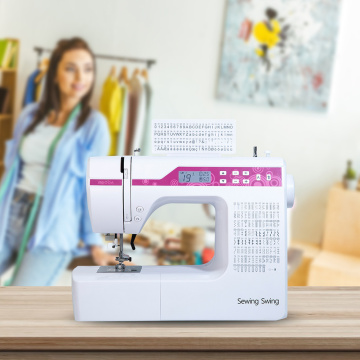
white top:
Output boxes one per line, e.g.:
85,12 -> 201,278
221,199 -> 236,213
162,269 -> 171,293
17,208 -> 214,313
17,120 -> 61,195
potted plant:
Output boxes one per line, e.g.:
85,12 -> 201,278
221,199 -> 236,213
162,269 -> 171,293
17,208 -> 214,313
343,160 -> 357,190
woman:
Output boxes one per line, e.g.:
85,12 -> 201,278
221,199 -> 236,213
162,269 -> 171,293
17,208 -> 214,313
0,37 -> 116,286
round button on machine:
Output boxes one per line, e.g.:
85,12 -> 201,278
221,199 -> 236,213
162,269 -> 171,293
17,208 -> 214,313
136,206 -> 144,212
134,216 -> 142,222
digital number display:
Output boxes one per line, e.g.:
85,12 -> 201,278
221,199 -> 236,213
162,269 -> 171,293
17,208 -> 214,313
179,171 -> 211,183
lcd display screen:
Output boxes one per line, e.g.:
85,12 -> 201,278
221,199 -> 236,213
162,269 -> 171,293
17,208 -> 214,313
178,171 -> 211,183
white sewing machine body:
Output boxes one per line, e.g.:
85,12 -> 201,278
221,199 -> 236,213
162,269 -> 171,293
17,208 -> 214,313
72,155 -> 294,321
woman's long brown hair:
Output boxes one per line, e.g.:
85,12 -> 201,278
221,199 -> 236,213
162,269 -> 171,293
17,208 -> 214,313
25,37 -> 96,134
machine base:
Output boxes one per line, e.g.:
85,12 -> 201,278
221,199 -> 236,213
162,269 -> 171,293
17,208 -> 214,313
72,266 -> 287,321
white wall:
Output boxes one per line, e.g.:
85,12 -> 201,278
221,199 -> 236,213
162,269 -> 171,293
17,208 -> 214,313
0,0 -> 358,245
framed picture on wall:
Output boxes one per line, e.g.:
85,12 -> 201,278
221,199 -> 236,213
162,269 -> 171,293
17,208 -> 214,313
217,0 -> 342,112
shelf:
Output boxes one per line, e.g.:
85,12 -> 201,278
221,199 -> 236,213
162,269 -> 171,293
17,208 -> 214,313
0,38 -> 18,180
0,67 -> 16,72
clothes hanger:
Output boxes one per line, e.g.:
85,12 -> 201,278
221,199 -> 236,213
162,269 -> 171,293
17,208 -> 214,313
118,66 -> 129,85
141,68 -> 148,81
34,58 -> 49,83
132,68 -> 140,78
109,65 -> 117,78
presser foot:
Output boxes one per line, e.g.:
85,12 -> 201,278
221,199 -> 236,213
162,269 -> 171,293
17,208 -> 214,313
115,262 -> 128,272
99,233 -> 141,273
115,253 -> 132,272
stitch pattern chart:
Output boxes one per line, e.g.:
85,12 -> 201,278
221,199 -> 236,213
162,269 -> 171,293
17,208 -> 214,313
152,120 -> 236,154
233,201 -> 281,273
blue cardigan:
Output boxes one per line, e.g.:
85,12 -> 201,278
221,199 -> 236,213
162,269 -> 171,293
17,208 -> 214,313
0,102 -> 110,255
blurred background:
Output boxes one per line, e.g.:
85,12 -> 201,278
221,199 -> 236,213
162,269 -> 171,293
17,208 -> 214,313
0,0 -> 359,286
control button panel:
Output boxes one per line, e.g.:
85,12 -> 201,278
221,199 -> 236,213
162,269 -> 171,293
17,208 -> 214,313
133,167 -> 281,187
216,168 -> 279,186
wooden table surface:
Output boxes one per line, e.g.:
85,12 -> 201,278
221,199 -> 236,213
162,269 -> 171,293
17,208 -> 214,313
0,286 -> 359,359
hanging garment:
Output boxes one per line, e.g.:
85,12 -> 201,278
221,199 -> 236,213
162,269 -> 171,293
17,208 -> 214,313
99,76 -> 121,155
108,85 -> 126,156
125,75 -> 142,155
99,76 -> 112,116
35,80 -> 41,102
35,73 -> 46,102
22,69 -> 40,107
132,76 -> 147,154
140,82 -> 153,156
34,58 -> 49,102
116,84 -> 129,156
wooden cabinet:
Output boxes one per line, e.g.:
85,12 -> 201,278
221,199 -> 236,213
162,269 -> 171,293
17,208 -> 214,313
308,183 -> 360,285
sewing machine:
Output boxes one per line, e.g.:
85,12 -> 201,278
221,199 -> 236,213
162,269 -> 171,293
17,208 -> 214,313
72,152 -> 295,321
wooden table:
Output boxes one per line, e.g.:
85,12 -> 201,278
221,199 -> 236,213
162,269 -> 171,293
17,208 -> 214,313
0,287 -> 359,359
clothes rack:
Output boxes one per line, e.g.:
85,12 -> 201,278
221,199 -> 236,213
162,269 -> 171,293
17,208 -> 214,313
33,46 -> 156,69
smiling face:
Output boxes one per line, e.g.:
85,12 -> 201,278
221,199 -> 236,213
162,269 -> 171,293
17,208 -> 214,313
55,49 -> 94,101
